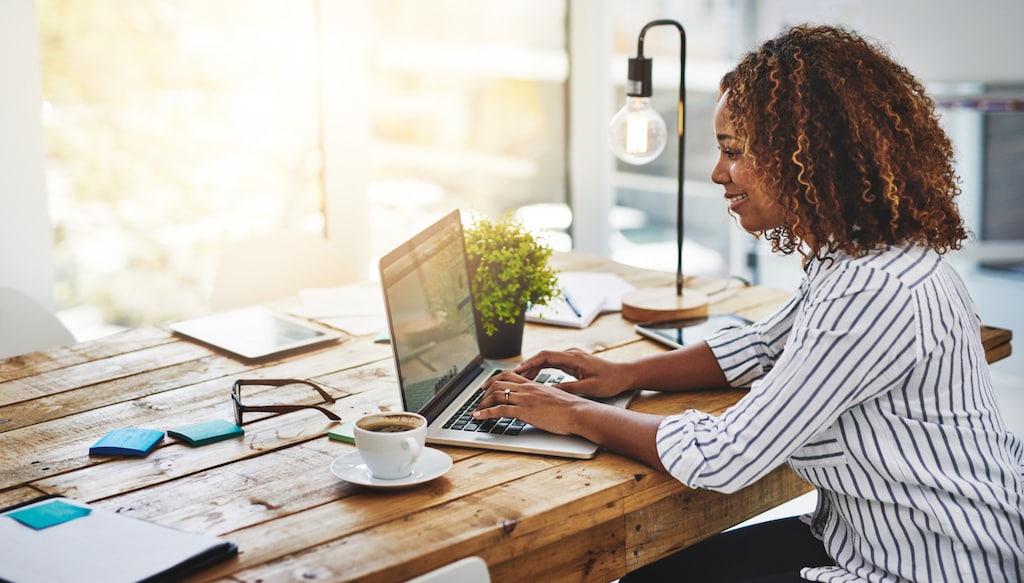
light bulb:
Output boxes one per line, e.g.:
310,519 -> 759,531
607,96 -> 667,165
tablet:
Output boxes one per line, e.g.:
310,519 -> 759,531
634,313 -> 752,350
169,306 -> 342,359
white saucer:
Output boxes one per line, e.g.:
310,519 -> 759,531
330,447 -> 452,489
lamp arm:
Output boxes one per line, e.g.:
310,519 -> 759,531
635,20 -> 687,296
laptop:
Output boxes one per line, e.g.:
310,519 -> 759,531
378,209 -> 633,459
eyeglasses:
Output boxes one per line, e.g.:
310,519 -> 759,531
231,378 -> 341,426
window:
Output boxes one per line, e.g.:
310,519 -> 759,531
40,0 -> 323,330
40,0 -> 568,334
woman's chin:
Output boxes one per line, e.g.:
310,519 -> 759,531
735,215 -> 785,235
737,217 -> 767,233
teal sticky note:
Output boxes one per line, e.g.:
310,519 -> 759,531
89,428 -> 164,457
8,499 -> 92,530
167,420 -> 244,447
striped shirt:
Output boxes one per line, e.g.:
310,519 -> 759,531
656,243 -> 1024,581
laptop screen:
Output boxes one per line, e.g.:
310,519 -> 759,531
378,210 -> 481,414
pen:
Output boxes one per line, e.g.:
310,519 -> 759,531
562,289 -> 582,318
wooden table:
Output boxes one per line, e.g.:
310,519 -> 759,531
0,252 -> 1012,582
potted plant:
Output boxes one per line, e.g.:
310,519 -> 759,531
463,212 -> 560,359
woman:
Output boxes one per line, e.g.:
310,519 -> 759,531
474,25 -> 1024,582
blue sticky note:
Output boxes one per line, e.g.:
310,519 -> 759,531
8,499 -> 92,530
167,419 -> 243,447
89,428 -> 164,457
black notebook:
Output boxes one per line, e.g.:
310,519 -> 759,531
0,495 -> 237,583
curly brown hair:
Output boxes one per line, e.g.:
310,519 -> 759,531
721,25 -> 968,259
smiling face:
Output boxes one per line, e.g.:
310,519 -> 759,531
711,90 -> 787,234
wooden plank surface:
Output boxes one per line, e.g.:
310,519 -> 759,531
981,324 -> 1013,365
1,252 -> 1011,583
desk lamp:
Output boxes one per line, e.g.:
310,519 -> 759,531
608,19 -> 708,322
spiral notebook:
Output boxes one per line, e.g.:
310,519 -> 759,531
525,272 -> 635,328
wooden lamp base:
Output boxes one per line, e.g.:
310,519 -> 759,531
620,286 -> 709,323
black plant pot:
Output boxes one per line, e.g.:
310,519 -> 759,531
475,310 -> 526,360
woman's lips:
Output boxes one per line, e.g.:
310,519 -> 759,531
726,192 -> 749,211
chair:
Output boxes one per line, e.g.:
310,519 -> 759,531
0,286 -> 76,359
209,232 -> 360,311
406,556 -> 491,583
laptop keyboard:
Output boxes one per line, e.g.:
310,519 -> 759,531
441,370 -> 566,435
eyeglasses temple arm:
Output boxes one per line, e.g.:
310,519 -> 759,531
238,403 -> 341,421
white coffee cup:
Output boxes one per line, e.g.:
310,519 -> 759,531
353,412 -> 427,479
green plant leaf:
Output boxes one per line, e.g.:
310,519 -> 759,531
464,212 -> 560,336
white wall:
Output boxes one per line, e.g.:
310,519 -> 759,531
0,0 -> 55,309
319,0 -> 373,278
860,0 -> 1024,83
756,0 -> 1024,83
568,0 -> 614,256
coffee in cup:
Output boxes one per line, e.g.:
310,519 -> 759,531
353,412 -> 427,479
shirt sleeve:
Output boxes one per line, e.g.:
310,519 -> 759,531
657,262 -> 921,493
705,280 -> 805,388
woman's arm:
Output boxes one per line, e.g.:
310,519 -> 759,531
550,401 -> 669,471
514,341 -> 729,397
474,372 -> 669,469
628,342 -> 730,391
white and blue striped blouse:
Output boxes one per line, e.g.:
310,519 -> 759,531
657,243 -> 1024,582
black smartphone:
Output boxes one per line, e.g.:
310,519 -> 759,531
633,313 -> 753,349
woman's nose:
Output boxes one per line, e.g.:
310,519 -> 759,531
711,158 -> 729,185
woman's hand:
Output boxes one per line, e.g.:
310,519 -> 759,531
472,365 -> 668,471
514,348 -> 636,399
473,371 -> 594,436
